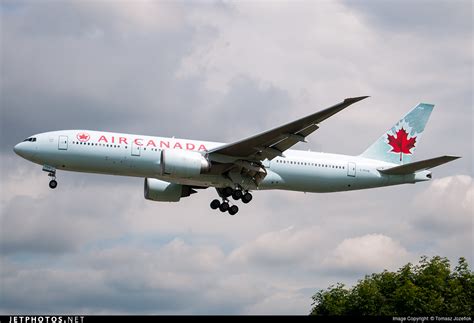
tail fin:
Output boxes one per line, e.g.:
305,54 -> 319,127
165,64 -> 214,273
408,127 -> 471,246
360,103 -> 434,165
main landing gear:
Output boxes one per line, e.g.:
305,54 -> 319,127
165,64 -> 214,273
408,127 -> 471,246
210,187 -> 253,215
42,165 -> 58,189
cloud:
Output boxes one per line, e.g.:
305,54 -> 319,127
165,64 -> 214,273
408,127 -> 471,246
0,240 -> 266,314
0,155 -> 136,255
412,175 -> 473,232
244,288 -> 312,315
406,175 -> 473,260
177,1 -> 372,99
323,234 -> 412,275
229,225 -> 324,267
0,1 -> 200,150
342,0 -> 471,37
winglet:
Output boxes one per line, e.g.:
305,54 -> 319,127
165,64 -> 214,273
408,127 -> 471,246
344,96 -> 370,104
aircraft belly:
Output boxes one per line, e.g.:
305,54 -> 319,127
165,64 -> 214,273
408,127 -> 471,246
43,149 -> 226,187
267,167 -> 345,192
288,174 -> 351,193
157,174 -> 230,188
269,164 -> 386,193
38,149 -> 153,177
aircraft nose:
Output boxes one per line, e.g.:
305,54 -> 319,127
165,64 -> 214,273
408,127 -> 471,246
14,142 -> 24,156
13,142 -> 33,159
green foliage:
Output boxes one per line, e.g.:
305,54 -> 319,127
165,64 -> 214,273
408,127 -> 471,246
310,256 -> 473,316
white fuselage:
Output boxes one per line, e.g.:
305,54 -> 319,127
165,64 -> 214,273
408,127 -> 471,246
13,130 -> 431,193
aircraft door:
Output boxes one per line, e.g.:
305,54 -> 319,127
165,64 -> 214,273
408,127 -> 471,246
347,162 -> 356,177
58,136 -> 68,150
131,141 -> 141,156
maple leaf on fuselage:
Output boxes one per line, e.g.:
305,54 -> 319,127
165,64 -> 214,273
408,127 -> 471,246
387,127 -> 416,161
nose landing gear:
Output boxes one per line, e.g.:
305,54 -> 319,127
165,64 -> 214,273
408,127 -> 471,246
48,177 -> 58,189
42,165 -> 58,189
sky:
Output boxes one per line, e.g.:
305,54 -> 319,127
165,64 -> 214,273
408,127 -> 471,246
0,0 -> 472,315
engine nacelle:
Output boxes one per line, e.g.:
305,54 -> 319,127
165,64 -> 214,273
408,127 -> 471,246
144,178 -> 195,202
160,149 -> 210,178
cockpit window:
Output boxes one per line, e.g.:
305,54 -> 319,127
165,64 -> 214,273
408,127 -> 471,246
23,137 -> 37,142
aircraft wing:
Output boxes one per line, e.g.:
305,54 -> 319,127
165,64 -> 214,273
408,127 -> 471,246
209,96 -> 369,161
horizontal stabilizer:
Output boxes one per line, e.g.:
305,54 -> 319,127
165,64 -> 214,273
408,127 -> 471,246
378,156 -> 461,175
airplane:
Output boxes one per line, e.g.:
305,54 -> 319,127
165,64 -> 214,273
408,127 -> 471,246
13,96 -> 460,215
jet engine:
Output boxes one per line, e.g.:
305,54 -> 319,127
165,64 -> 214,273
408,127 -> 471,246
160,149 -> 210,178
144,178 -> 195,202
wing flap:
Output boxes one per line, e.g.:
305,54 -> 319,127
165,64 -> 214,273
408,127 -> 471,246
378,156 -> 460,175
270,124 -> 319,153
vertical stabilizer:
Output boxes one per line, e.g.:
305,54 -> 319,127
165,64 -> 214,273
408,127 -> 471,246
360,103 -> 434,165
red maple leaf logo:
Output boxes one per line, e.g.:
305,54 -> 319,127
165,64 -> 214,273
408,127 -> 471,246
387,128 -> 416,161
77,132 -> 90,142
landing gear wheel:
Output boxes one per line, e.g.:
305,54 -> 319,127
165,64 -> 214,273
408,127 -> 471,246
46,169 -> 57,189
228,205 -> 239,215
219,202 -> 229,212
223,187 -> 233,198
232,190 -> 243,200
210,199 -> 221,210
49,180 -> 58,189
242,192 -> 253,204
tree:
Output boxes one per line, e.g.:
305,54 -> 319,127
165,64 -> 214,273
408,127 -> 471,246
310,256 -> 473,316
